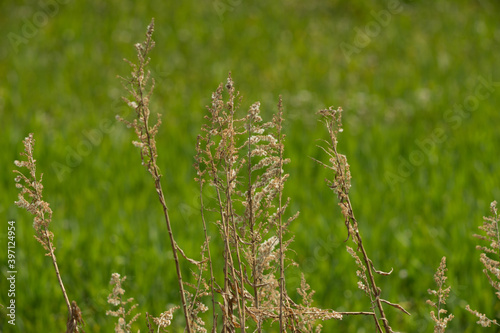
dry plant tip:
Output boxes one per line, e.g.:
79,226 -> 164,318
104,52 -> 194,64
465,201 -> 500,328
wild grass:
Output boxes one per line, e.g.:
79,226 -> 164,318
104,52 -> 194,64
465,201 -> 500,328
106,273 -> 143,333
13,134 -> 85,333
315,107 -> 410,331
427,257 -> 453,332
10,18 -> 500,333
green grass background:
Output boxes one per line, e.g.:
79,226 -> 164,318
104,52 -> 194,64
1,0 -> 500,331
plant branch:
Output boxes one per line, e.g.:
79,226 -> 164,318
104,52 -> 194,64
317,107 -> 402,332
13,133 -> 83,332
118,18 -> 192,332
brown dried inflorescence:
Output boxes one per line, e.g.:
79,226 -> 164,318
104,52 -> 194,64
427,257 -> 454,332
117,18 -> 193,332
465,201 -> 500,327
14,134 -> 54,254
14,133 -> 85,332
106,273 -> 141,333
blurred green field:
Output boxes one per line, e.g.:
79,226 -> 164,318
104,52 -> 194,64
1,0 -> 500,331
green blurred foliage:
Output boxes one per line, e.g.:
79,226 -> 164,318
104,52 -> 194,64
1,0 -> 500,332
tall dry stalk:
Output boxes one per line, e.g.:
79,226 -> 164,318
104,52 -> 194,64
13,133 -> 85,333
116,18 -> 193,332
315,107 -> 409,332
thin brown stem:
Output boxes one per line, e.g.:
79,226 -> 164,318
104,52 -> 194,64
225,79 -> 245,332
13,134 -> 80,332
119,19 -> 192,332
338,311 -> 376,316
318,108 -> 398,333
196,142 -> 217,331
155,179 -> 192,333
45,230 -> 71,317
247,113 -> 261,332
334,147 -> 391,332
276,98 -> 286,332
137,79 -> 192,333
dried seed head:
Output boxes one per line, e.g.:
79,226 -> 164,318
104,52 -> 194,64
225,74 -> 233,90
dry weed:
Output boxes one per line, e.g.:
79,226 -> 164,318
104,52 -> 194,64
315,107 -> 409,332
13,133 -> 85,333
427,257 -> 454,332
465,201 -> 500,327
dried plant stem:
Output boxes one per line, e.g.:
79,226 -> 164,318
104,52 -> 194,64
206,116 -> 242,331
45,224 -> 76,333
246,111 -> 261,332
356,237 -> 389,332
196,146 -> 217,332
13,134 -> 84,332
345,178 -> 390,331
118,19 -> 192,332
135,64 -> 193,333
316,108 -> 407,332
227,190 -> 246,333
131,64 -> 190,319
210,161 -> 236,331
338,311 -> 376,316
328,116 -> 389,331
224,92 -> 245,332
37,219 -> 72,319
275,98 -> 286,332
46,236 -> 71,315
156,176 -> 192,332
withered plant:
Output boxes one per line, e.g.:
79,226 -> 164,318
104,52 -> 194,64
116,18 -> 197,332
427,256 -> 454,332
465,200 -> 500,327
106,273 -> 141,333
13,133 -> 85,333
315,107 -> 410,332
194,75 -> 342,332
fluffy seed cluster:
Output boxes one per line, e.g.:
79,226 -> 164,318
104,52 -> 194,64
14,133 -> 85,332
427,257 -> 454,332
465,201 -> 500,328
13,133 -> 55,253
117,19 -> 162,180
106,273 -> 141,333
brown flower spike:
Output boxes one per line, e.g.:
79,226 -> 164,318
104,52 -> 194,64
14,133 -> 85,332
